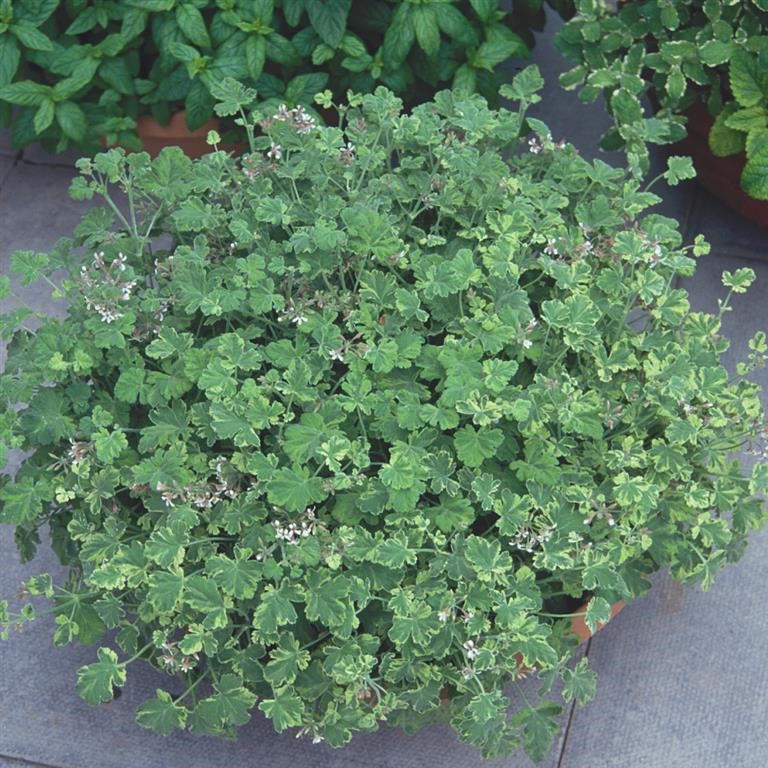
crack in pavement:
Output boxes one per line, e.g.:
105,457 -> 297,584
0,153 -> 21,194
0,754 -> 64,768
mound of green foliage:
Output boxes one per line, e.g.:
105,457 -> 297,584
557,0 -> 768,198
1,74 -> 767,760
0,0 -> 571,153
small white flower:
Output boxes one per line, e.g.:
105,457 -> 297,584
339,142 -> 356,164
267,143 -> 282,161
179,655 -> 198,673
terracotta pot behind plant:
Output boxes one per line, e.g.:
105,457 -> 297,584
136,111 -> 224,159
677,102 -> 768,230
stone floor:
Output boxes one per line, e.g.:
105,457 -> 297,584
2,14 -> 768,768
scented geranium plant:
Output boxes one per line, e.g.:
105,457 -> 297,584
2,73 -> 768,760
556,0 -> 768,196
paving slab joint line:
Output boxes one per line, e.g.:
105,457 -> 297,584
0,753 -> 63,768
555,636 -> 593,768
679,182 -> 698,243
0,152 -> 21,193
19,156 -> 80,171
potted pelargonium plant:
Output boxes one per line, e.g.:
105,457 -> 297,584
2,71 -> 768,761
0,0 -> 567,156
556,0 -> 768,227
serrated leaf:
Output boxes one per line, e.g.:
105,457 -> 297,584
136,690 -> 188,735
562,658 -> 597,704
206,551 -> 262,599
55,101 -> 87,142
266,466 -> 326,513
76,648 -> 125,704
259,686 -> 305,731
454,425 -> 503,467
307,0 -> 351,47
252,583 -> 299,637
185,575 -> 229,629
176,4 -> 210,47
146,570 -> 185,613
730,50 -> 765,108
709,104 -> 745,157
584,596 -> 612,633
742,144 -> 768,200
263,634 -> 311,685
0,36 -> 21,86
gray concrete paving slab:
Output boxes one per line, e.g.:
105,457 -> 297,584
0,163 -> 88,260
20,144 -> 89,170
682,245 -> 768,377
530,12 -> 617,163
0,163 -> 90,332
0,156 -> 14,193
560,530 -> 768,768
0,129 -> 13,156
0,758 -> 52,768
686,187 -> 767,262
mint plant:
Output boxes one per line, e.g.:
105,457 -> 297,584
708,42 -> 768,199
556,0 -> 768,196
2,74 -> 768,761
0,0 -> 570,153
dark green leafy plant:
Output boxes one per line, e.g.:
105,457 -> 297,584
2,74 -> 768,760
556,0 -> 768,197
708,42 -> 768,198
0,0 -> 571,153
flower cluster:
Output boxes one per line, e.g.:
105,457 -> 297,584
527,133 -> 566,154
156,459 -> 242,509
79,252 -> 138,324
511,522 -> 558,554
273,104 -> 317,135
272,507 -> 318,545
159,641 -> 199,674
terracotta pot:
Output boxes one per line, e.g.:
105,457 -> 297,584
566,598 -> 625,645
135,111 -> 222,159
674,102 -> 768,229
